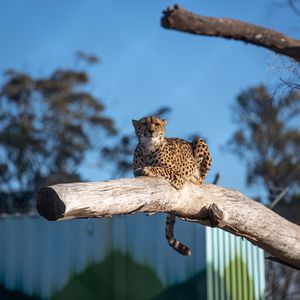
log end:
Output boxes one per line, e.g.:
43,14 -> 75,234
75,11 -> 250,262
37,187 -> 66,221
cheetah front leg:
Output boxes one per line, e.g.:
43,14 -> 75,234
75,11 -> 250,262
136,166 -> 185,190
133,146 -> 146,177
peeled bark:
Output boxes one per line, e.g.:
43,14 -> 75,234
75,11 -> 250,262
37,176 -> 300,269
161,4 -> 300,62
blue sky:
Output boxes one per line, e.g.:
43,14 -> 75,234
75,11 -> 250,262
0,0 -> 299,198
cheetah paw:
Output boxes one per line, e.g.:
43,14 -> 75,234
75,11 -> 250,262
134,167 -> 155,177
141,166 -> 156,176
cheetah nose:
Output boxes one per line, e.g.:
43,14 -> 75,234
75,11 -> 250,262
148,129 -> 155,134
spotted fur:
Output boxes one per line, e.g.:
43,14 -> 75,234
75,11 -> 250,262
132,116 -> 212,255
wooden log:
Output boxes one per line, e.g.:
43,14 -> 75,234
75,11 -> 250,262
161,4 -> 300,62
37,176 -> 300,269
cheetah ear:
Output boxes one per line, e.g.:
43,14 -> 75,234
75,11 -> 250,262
162,119 -> 167,125
132,119 -> 139,128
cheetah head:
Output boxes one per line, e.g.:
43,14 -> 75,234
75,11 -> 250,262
132,116 -> 167,147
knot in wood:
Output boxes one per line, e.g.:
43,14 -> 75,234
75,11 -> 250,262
207,203 -> 224,227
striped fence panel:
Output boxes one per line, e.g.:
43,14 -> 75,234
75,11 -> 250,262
206,228 -> 265,300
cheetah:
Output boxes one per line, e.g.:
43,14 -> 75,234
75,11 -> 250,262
132,116 -> 212,255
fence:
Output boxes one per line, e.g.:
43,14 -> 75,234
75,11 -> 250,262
0,215 -> 264,299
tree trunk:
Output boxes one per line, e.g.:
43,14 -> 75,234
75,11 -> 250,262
161,4 -> 300,62
37,176 -> 300,269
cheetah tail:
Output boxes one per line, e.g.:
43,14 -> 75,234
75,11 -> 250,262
165,213 -> 191,256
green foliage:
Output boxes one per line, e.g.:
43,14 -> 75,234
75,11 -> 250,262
51,251 -> 164,300
154,270 -> 207,300
0,58 -> 116,213
224,257 -> 255,300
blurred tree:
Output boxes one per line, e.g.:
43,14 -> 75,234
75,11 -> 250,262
0,55 -> 116,213
228,84 -> 300,299
228,85 -> 300,222
272,0 -> 300,17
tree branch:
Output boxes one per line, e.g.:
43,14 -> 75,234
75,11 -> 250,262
161,4 -> 300,62
37,176 -> 300,269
